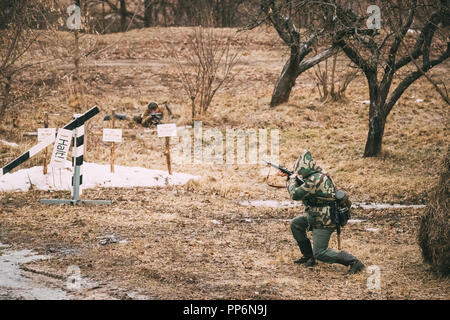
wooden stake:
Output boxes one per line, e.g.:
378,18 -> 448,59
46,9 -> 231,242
165,136 -> 172,175
73,29 -> 87,161
43,112 -> 49,175
110,109 -> 116,173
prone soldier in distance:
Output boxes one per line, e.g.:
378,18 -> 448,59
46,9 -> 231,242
134,101 -> 173,127
134,102 -> 163,127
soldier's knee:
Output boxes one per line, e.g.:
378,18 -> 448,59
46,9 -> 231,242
291,217 -> 307,233
290,220 -> 297,232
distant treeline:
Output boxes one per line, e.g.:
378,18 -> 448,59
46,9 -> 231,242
1,0 -> 441,33
0,0 -> 381,33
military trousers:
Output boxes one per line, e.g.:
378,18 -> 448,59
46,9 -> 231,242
290,215 -> 339,263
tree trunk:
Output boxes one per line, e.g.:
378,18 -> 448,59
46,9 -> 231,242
144,0 -> 152,27
270,57 -> 299,107
330,53 -> 337,98
0,75 -> 11,122
120,0 -> 127,32
364,100 -> 387,157
270,47 -> 337,107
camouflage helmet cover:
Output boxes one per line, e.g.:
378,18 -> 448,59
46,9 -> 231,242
293,150 -> 322,178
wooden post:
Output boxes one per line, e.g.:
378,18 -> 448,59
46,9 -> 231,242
110,109 -> 116,173
43,112 -> 49,174
165,136 -> 172,175
73,29 -> 87,161
157,123 -> 176,175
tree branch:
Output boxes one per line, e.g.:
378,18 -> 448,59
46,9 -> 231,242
385,42 -> 450,114
297,46 -> 338,75
380,0 -> 417,94
394,11 -> 441,71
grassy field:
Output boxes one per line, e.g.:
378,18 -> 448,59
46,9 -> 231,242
0,26 -> 449,299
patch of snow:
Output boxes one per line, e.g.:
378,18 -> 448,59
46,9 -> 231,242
0,162 -> 200,193
366,228 -> 379,232
415,99 -> 424,103
239,200 -> 425,210
353,202 -> 426,210
240,200 -> 301,208
0,139 -> 19,148
0,244 -> 67,300
361,100 -> 370,104
347,219 -> 365,224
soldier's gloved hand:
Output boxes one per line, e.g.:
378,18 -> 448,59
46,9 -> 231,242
288,173 -> 298,182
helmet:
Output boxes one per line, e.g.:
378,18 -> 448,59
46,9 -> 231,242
148,102 -> 159,111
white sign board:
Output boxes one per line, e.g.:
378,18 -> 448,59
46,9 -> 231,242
103,128 -> 122,143
50,128 -> 72,168
38,128 -> 56,143
157,123 -> 177,138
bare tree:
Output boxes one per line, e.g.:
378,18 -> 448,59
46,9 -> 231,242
254,0 -> 338,107
325,0 -> 449,157
166,27 -> 241,122
0,0 -> 40,122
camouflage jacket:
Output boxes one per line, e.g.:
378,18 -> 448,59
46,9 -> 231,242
287,150 -> 336,230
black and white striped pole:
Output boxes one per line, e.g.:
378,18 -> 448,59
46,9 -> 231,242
0,106 -> 111,205
71,113 -> 84,199
0,135 -> 55,176
40,107 -> 111,205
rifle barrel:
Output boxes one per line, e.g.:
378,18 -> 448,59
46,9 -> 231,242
262,159 -> 304,186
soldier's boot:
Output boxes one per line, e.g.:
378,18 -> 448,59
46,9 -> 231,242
294,239 -> 315,266
304,257 -> 317,268
336,251 -> 365,275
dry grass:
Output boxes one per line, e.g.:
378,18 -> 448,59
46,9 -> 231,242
418,147 -> 450,276
0,26 -> 449,299
1,188 -> 449,299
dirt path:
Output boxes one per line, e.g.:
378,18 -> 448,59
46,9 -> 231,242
55,55 -> 286,70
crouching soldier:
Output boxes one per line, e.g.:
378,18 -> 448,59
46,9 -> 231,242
285,150 -> 365,275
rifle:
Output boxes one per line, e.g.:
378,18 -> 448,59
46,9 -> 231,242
262,159 -> 304,186
150,112 -> 163,124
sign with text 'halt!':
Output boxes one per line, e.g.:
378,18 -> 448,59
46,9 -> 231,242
50,128 -> 72,168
